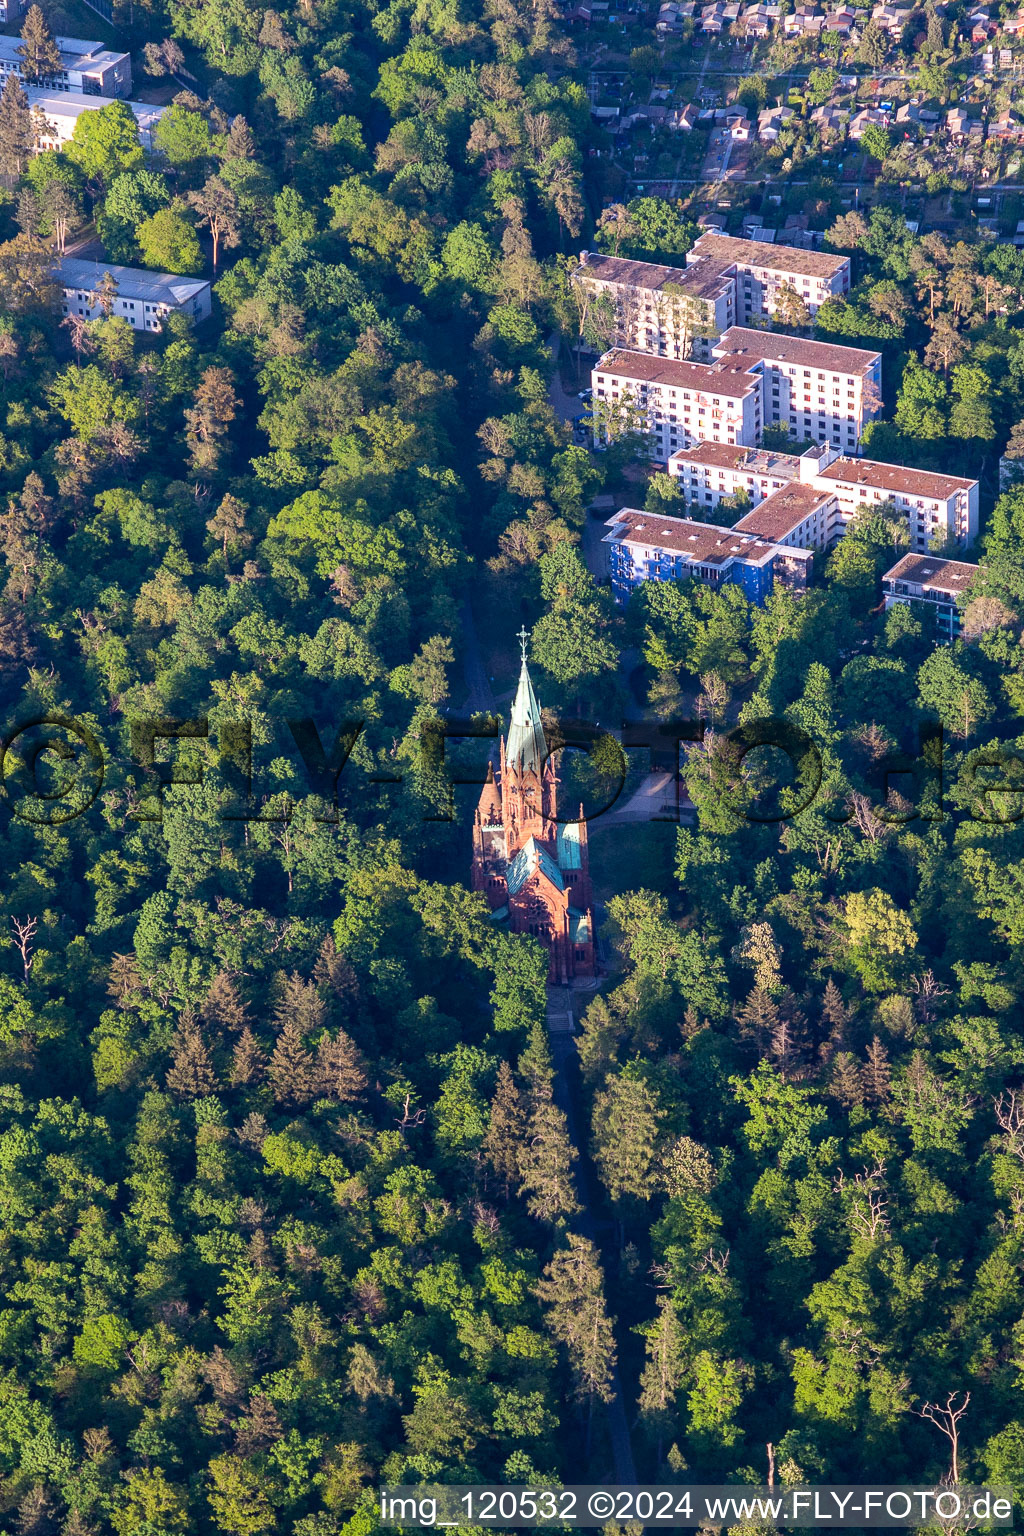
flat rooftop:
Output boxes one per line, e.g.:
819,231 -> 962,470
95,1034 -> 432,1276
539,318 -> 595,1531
577,251 -> 733,301
595,348 -> 759,398
670,441 -> 800,476
0,34 -> 129,67
28,89 -> 162,127
715,325 -> 880,376
604,508 -> 779,566
58,257 -> 209,306
733,482 -> 833,540
688,231 -> 850,280
883,553 -> 980,592
820,456 -> 976,500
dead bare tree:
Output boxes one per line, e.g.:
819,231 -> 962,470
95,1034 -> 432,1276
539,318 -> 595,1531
913,1392 -> 970,1484
834,1159 -> 889,1241
10,916 -> 37,980
994,1088 -> 1024,1165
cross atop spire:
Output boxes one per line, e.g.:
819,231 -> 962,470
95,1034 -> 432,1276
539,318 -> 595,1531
507,630 -> 546,779
517,624 -> 529,662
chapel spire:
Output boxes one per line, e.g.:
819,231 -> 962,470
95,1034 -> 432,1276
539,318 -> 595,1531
506,625 -> 546,779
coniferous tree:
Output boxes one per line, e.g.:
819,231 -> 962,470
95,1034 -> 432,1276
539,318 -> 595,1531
316,1030 -> 366,1103
0,76 -> 32,177
230,1028 -> 267,1087
519,1099 -> 580,1224
864,1036 -> 892,1103
591,1073 -> 665,1209
166,1016 -> 217,1099
273,973 -> 327,1037
517,1017 -> 555,1104
829,1051 -> 865,1108
268,1018 -> 317,1108
17,6 -> 61,83
483,1060 -> 526,1197
204,972 -> 250,1032
638,1295 -> 687,1464
734,986 -> 779,1055
820,977 -> 851,1063
536,1234 -> 616,1409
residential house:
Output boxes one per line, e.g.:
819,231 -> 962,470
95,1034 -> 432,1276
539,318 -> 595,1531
573,249 -> 737,360
946,106 -> 970,137
823,8 -> 855,30
849,106 -> 888,138
684,231 -> 853,321
757,104 -> 794,141
712,326 -> 882,451
668,441 -> 979,548
742,5 -> 773,35
871,2 -> 910,31
811,104 -> 847,135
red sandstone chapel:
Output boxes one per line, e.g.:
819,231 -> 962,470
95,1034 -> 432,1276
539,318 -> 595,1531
472,632 -> 597,983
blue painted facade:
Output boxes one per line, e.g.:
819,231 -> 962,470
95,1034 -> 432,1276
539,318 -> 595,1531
607,537 -> 777,605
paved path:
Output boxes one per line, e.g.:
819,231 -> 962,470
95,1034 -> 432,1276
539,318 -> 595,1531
546,987 -> 638,1483
459,599 -> 497,716
600,769 -> 695,824
547,332 -> 587,423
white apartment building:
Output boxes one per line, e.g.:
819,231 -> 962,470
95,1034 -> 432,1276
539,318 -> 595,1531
685,232 -> 851,322
668,440 -> 979,550
592,348 -> 762,463
575,238 -> 851,364
29,89 -> 164,153
817,453 -> 978,550
0,34 -> 132,97
733,481 -> 838,551
712,326 -> 881,454
57,258 -> 211,332
670,440 -> 801,512
574,251 -> 736,361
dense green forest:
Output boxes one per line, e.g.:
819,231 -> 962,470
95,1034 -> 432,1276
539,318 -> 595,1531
3,0 -> 1024,1526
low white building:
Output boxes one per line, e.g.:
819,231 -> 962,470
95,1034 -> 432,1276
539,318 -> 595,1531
29,89 -> 164,153
57,258 -> 211,332
882,554 -> 978,639
0,34 -> 131,98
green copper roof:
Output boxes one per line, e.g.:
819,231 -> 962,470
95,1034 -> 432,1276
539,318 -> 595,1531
507,836 -> 565,896
506,652 -> 546,778
557,821 -> 583,871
